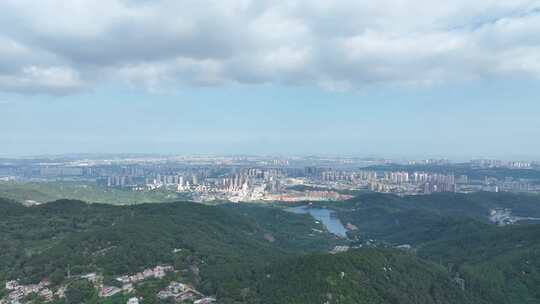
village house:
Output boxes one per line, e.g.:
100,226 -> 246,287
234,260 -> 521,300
99,286 -> 122,297
126,297 -> 139,304
194,297 -> 217,304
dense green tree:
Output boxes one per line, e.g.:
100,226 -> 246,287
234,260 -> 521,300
65,280 -> 96,304
2,193 -> 540,304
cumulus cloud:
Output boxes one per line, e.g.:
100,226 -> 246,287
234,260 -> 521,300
0,0 -> 539,94
0,65 -> 86,95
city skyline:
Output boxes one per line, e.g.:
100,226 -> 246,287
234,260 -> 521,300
1,154 -> 538,204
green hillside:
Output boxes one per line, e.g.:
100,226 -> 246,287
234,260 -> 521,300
0,181 -> 189,205
253,248 -> 476,304
0,197 -> 340,303
2,192 -> 540,303
418,224 -> 540,304
335,192 -> 540,245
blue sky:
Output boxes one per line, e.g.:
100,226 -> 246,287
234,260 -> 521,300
1,1 -> 540,159
2,77 -> 539,159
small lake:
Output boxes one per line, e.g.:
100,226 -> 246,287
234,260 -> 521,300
286,206 -> 348,238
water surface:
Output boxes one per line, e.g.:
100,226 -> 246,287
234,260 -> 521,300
286,206 -> 348,237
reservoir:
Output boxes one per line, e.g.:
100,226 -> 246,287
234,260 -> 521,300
286,206 -> 348,238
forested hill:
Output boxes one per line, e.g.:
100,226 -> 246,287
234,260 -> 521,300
333,192 -> 540,245
254,248 -> 477,304
418,224 -> 540,304
2,193 -> 540,304
339,191 -> 540,221
0,198 -> 340,302
329,192 -> 540,304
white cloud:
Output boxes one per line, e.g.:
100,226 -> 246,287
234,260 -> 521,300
0,0 -> 539,94
0,65 -> 86,94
